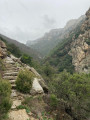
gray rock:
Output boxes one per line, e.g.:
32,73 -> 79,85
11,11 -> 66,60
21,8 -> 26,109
30,78 -> 44,95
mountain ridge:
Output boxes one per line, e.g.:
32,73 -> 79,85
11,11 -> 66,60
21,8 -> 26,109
45,8 -> 90,73
26,15 -> 85,57
0,34 -> 42,60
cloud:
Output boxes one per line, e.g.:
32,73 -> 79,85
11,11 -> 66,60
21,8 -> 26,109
0,0 -> 90,43
43,15 -> 56,29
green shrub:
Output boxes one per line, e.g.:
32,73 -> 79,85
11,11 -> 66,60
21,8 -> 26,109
50,94 -> 58,109
7,43 -> 22,57
43,63 -> 55,77
16,69 -> 34,93
50,71 -> 90,119
85,38 -> 90,45
20,54 -> 32,66
17,105 -> 30,113
0,77 -> 11,119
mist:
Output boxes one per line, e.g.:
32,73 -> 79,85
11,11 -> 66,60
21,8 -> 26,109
0,0 -> 90,43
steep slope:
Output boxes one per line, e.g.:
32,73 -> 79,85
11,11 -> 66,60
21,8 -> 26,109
0,40 -> 50,120
0,34 -> 42,60
26,15 -> 85,57
45,9 -> 90,73
69,8 -> 90,73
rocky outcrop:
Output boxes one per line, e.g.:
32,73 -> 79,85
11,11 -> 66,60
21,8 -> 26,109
0,40 -> 7,58
69,8 -> 90,73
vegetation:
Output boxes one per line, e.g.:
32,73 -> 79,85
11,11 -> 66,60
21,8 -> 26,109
85,38 -> 90,45
20,54 -> 32,66
43,63 -> 55,77
17,105 -> 30,113
7,43 -> 22,58
0,77 -> 11,119
0,36 -> 22,58
45,34 -> 75,73
49,71 -> 90,120
16,69 -> 34,93
50,94 -> 58,109
44,23 -> 86,74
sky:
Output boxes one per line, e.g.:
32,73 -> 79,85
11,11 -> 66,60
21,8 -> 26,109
0,0 -> 90,43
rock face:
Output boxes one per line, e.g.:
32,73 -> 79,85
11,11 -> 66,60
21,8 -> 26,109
69,8 -> 90,73
0,40 -> 7,58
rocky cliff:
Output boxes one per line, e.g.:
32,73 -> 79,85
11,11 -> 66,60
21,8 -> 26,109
69,8 -> 90,73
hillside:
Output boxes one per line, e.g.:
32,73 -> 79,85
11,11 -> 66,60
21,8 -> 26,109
45,8 -> 90,74
26,15 -> 85,57
0,34 -> 42,60
0,8 -> 90,120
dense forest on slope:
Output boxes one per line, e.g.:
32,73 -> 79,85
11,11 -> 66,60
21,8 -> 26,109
44,22 -> 84,73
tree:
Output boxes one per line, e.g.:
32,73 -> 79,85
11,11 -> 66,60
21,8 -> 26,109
0,77 -> 11,119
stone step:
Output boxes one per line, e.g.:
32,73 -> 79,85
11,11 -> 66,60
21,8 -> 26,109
10,80 -> 16,84
5,64 -> 17,68
4,61 -> 15,64
4,70 -> 18,73
6,67 -> 20,70
3,72 -> 18,76
3,76 -> 17,80
11,84 -> 16,89
11,90 -> 18,98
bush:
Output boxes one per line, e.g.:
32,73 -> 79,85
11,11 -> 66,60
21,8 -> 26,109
50,94 -> 58,109
0,77 -> 11,119
16,69 -> 34,93
7,44 -> 22,57
20,54 -> 32,66
43,63 -> 55,77
50,71 -> 90,120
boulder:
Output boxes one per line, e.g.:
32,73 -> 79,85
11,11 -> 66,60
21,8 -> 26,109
30,78 -> 44,95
